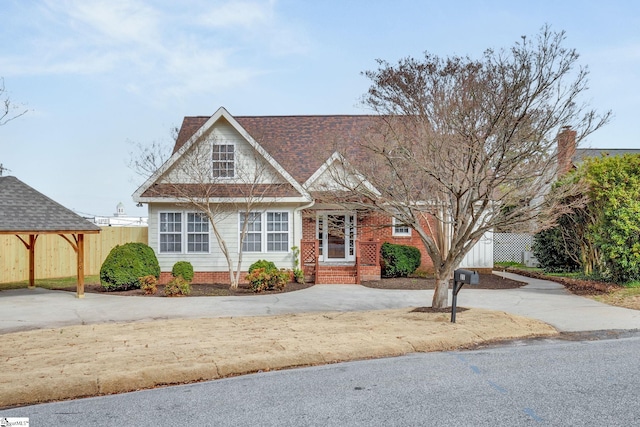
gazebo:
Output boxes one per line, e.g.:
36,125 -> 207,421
0,176 -> 101,298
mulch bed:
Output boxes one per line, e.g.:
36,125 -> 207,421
360,273 -> 526,290
50,272 -> 524,297
50,272 -> 526,297
502,268 -> 623,296
52,282 -> 314,297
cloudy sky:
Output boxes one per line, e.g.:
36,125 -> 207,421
1,0 -> 638,217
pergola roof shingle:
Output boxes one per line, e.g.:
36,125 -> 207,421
0,176 -> 100,298
0,176 -> 100,234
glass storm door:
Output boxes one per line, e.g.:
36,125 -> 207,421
318,213 -> 355,262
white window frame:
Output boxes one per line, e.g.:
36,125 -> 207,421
212,142 -> 235,179
266,211 -> 289,252
239,210 -> 290,253
158,211 -> 211,254
392,217 -> 411,237
239,211 -> 263,253
159,212 -> 183,253
186,212 -> 210,253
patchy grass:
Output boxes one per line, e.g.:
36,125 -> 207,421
494,261 -> 526,269
506,267 -> 640,311
624,280 -> 640,288
0,276 -> 100,291
592,287 -> 640,310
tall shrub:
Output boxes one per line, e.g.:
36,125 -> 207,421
380,242 -> 421,278
583,154 -> 640,282
100,243 -> 160,291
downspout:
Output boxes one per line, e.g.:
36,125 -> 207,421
293,200 -> 316,247
293,198 -> 316,265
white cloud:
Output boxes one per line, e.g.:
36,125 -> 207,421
199,0 -> 274,29
1,0 -> 309,101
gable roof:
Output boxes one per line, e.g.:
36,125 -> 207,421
134,107 -> 315,202
173,113 -> 379,184
0,176 -> 101,234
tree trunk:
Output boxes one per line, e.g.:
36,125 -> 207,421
432,277 -> 449,308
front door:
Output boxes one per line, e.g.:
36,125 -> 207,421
317,212 -> 356,262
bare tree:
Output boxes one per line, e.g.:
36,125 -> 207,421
127,126 -> 178,182
0,77 -> 27,126
326,26 -> 610,308
1,77 -> 28,174
133,133 -> 290,289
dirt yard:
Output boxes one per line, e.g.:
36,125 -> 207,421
0,307 -> 556,409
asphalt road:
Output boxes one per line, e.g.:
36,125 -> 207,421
4,331 -> 640,426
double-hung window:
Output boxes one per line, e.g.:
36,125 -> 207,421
392,217 -> 411,237
240,211 -> 289,252
159,212 -> 210,253
240,212 -> 262,252
267,212 -> 289,252
159,212 -> 182,252
212,144 -> 235,178
187,213 -> 209,252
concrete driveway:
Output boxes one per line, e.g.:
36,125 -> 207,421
1,272 -> 638,333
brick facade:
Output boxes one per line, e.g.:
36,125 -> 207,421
303,210 -> 434,273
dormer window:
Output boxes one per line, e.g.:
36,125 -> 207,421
212,143 -> 235,178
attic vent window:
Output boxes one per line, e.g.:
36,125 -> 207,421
212,144 -> 235,178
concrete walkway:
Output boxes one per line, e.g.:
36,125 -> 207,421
1,272 -> 638,333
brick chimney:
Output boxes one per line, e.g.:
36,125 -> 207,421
557,126 -> 577,175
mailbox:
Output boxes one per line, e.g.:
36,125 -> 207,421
451,269 -> 480,323
454,269 -> 479,285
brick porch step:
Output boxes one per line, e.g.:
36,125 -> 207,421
315,265 -> 358,284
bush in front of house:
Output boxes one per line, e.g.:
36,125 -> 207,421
171,261 -> 194,282
247,259 -> 288,292
164,276 -> 191,296
139,275 -> 158,295
381,242 -> 421,278
248,259 -> 278,274
100,243 -> 160,291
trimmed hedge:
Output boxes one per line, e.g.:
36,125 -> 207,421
247,259 -> 287,292
100,243 -> 160,292
248,259 -> 278,274
172,261 -> 194,282
381,242 -> 421,278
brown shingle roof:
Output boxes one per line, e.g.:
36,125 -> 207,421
173,115 -> 379,184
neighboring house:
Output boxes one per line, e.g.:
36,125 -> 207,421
557,126 -> 640,172
91,202 -> 148,227
133,107 -> 493,284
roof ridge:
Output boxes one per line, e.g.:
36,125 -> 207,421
182,114 -> 377,119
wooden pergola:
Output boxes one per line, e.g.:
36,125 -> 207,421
0,176 -> 101,298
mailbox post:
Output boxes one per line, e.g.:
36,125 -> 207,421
451,269 -> 479,323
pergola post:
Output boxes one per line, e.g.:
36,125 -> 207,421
76,234 -> 85,298
28,234 -> 36,289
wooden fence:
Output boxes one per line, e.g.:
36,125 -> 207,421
0,227 -> 148,283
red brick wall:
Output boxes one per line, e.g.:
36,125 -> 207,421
358,212 -> 434,273
303,210 -> 435,273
